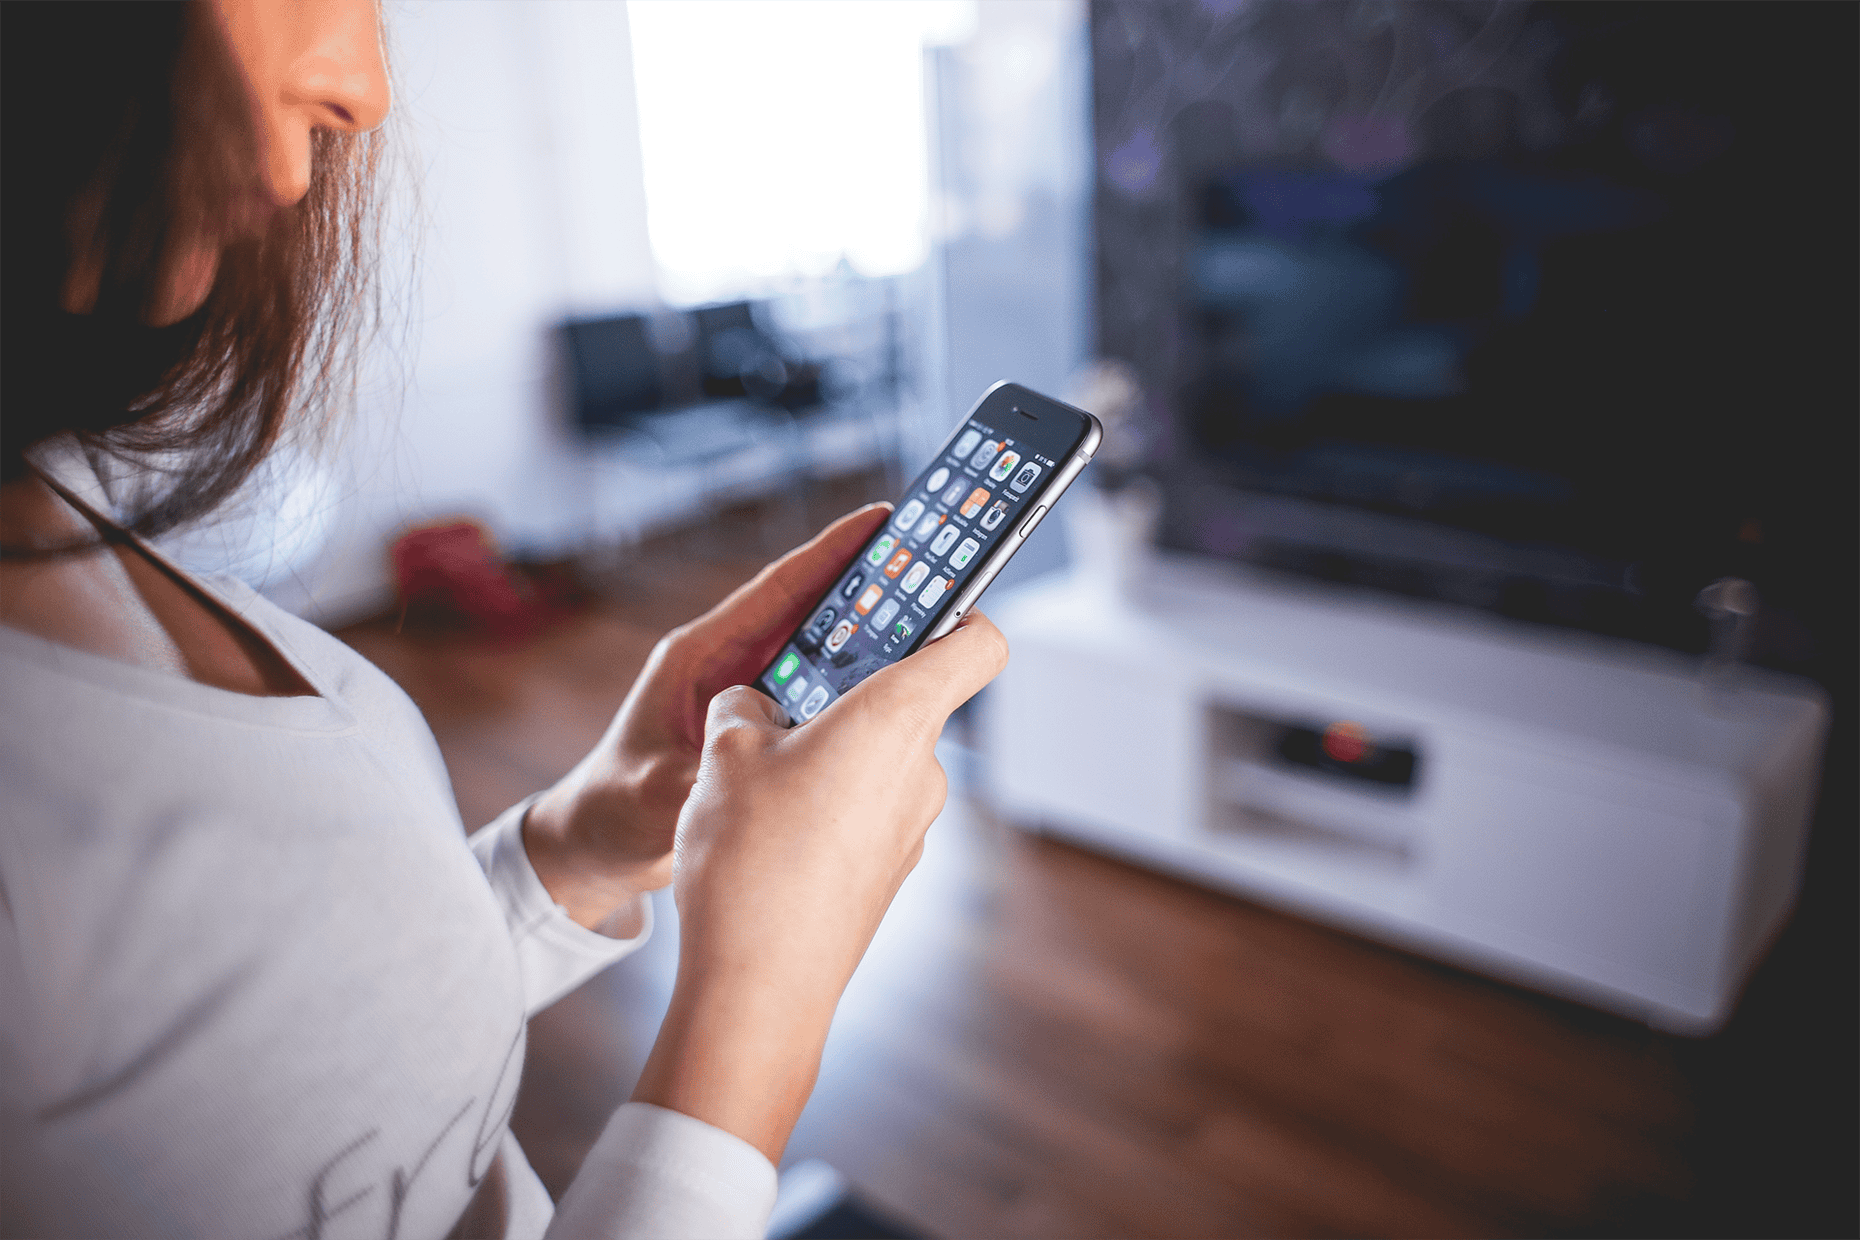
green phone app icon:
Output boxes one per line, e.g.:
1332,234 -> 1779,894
774,652 -> 800,683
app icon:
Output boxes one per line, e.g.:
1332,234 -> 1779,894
912,511 -> 942,541
925,466 -> 950,494
988,450 -> 1022,483
839,572 -> 865,599
824,619 -> 857,654
940,479 -> 967,507
785,676 -> 809,704
949,538 -> 981,570
892,615 -> 916,641
800,684 -> 830,720
959,487 -> 990,518
900,562 -> 931,592
854,583 -> 884,615
864,534 -> 897,566
929,525 -> 961,557
918,575 -> 952,608
970,440 -> 1002,470
808,605 -> 838,635
773,652 -> 800,683
1010,461 -> 1042,493
892,499 -> 925,532
883,548 -> 913,578
979,499 -> 1010,531
872,598 -> 901,629
952,428 -> 983,459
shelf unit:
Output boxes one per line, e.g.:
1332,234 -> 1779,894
980,557 -> 1829,1033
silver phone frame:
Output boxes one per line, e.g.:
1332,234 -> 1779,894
913,381 -> 1103,647
763,382 -> 1101,724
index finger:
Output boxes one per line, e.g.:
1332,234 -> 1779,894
681,503 -> 892,685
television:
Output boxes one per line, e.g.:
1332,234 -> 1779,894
1091,0 -> 1856,663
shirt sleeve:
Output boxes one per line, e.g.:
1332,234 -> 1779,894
544,1102 -> 779,1240
467,796 -> 652,1016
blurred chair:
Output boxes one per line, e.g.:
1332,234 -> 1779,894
695,300 -> 824,412
562,314 -> 664,431
563,285 -> 916,555
562,309 -> 803,553
563,311 -> 775,463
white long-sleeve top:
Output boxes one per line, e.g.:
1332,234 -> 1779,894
0,562 -> 776,1238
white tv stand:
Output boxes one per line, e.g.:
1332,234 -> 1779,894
979,556 -> 1828,1033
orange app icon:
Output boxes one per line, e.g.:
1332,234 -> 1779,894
854,583 -> 884,615
883,548 -> 913,578
959,487 -> 990,518
824,619 -> 857,654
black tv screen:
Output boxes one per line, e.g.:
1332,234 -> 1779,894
1093,0 -> 1856,660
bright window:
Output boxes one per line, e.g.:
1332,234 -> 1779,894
627,0 -> 974,304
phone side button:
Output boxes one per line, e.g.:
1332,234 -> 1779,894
1018,505 -> 1048,539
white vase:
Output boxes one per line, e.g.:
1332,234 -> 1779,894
1062,478 -> 1161,600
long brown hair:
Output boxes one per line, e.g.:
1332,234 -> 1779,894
0,0 -> 381,552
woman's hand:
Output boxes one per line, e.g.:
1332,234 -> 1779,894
522,504 -> 893,932
632,610 -> 1009,1161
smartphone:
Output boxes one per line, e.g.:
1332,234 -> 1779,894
756,382 -> 1102,723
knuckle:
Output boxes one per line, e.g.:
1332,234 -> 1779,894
652,625 -> 695,667
708,684 -> 759,714
917,756 -> 949,808
703,687 -> 763,739
705,721 -> 761,764
669,614 -> 708,648
976,621 -> 1010,672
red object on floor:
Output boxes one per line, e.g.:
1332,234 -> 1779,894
390,521 -> 540,641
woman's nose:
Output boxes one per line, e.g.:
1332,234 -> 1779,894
282,0 -> 391,135
234,0 -> 391,207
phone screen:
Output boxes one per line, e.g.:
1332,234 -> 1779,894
758,386 -> 1092,721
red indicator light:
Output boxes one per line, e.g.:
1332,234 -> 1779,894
1321,721 -> 1373,764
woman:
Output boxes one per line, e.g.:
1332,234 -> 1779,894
0,2 -> 1006,1236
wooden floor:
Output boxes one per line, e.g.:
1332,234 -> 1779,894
339,485 -> 1856,1239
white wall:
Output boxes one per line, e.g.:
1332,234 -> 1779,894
253,0 -> 660,624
